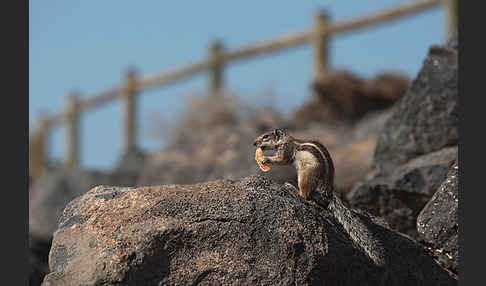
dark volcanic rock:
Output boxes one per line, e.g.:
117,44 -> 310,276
29,168 -> 139,241
30,234 -> 51,286
417,160 -> 459,276
391,146 -> 457,196
42,176 -> 455,285
348,146 -> 457,238
348,182 -> 430,239
372,33 -> 458,176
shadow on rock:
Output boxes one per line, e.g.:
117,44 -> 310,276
42,175 -> 455,285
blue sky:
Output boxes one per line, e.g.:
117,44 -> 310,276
29,0 -> 446,170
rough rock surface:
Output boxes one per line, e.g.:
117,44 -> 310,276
42,176 -> 455,285
417,160 -> 459,277
348,146 -> 457,239
30,234 -> 51,286
348,182 -> 430,239
30,169 -> 140,241
31,80 -> 392,285
372,33 -> 458,176
390,146 -> 457,196
348,32 -> 459,242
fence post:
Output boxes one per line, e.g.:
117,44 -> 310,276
122,67 -> 138,152
209,39 -> 224,96
312,10 -> 330,81
444,0 -> 458,37
63,91 -> 80,168
30,116 -> 50,179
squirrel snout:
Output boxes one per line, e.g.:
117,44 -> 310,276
253,139 -> 258,147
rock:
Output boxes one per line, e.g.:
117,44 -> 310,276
372,33 -> 458,176
29,168 -> 140,285
292,70 -> 408,127
114,147 -> 148,173
390,146 -> 457,196
350,108 -> 394,141
348,146 -> 457,238
142,107 -> 393,197
417,160 -> 458,277
348,182 -> 430,239
43,176 -> 455,285
30,234 -> 51,286
29,168 -> 139,241
446,31 -> 458,50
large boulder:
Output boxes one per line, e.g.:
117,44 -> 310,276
389,146 -> 457,196
372,33 -> 458,176
348,146 -> 457,239
29,168 -> 140,241
417,160 -> 459,277
42,176 -> 455,285
348,182 -> 430,239
348,32 -> 459,241
30,234 -> 51,286
29,168 -> 141,285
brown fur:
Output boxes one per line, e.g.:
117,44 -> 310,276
253,129 -> 334,202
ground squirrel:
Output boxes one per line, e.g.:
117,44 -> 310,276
253,128 -> 387,266
253,128 -> 335,205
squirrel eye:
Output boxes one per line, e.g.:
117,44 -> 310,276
262,134 -> 269,141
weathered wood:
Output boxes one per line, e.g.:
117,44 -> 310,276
222,31 -> 312,64
32,0 -> 442,170
29,116 -> 50,179
71,0 -> 442,102
122,68 -> 138,152
326,0 -> 441,35
313,10 -> 330,81
444,0 -> 458,36
63,91 -> 80,168
209,40 -> 224,96
81,87 -> 121,111
140,60 -> 210,91
223,0 -> 441,62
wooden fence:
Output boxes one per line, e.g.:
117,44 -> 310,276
29,0 -> 456,179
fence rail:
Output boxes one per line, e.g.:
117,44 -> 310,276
29,0 -> 455,179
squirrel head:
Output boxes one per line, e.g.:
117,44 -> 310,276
253,128 -> 289,150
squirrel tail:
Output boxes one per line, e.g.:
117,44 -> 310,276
328,193 -> 386,266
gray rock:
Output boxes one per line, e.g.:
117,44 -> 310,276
29,168 -> 139,241
348,146 -> 457,239
42,176 -> 455,285
30,234 -> 51,286
114,147 -> 148,173
372,33 -> 458,176
348,182 -> 430,239
417,160 -> 458,277
390,146 -> 457,196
